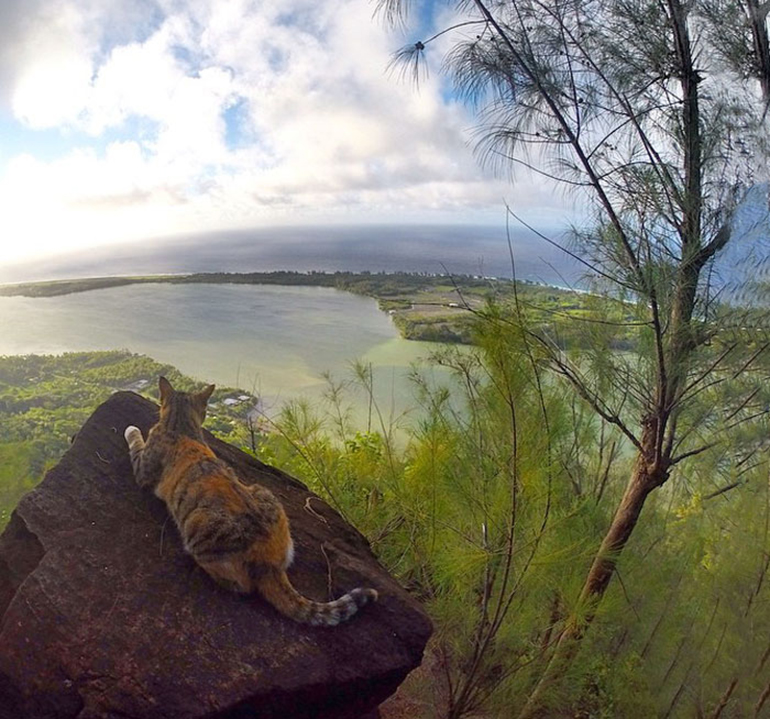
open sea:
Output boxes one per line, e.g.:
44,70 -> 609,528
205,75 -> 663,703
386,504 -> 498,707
0,224 -> 580,286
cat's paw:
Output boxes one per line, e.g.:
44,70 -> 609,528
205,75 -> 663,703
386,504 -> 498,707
124,425 -> 142,444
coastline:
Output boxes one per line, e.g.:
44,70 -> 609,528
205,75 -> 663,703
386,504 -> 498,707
0,270 -> 585,345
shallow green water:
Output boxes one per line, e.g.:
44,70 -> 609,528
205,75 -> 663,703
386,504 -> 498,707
0,283 -> 448,424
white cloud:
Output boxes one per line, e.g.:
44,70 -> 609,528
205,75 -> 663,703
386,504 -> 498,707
0,0 -> 570,264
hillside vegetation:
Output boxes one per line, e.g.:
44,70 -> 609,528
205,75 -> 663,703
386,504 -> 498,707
255,311 -> 770,718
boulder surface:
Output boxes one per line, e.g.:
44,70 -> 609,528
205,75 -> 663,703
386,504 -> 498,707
0,391 -> 431,718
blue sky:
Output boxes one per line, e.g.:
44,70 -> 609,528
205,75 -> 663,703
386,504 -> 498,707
0,0 -> 569,266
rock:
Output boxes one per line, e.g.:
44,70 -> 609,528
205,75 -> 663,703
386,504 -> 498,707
0,392 -> 432,718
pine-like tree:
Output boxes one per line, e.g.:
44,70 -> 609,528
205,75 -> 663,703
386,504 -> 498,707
377,1 -> 770,714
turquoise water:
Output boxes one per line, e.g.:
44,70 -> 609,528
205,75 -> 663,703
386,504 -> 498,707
0,283 -> 447,424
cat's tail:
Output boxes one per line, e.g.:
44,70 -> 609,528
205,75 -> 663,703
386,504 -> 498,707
254,567 -> 378,626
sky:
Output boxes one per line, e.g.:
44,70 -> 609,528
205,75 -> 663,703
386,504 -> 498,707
0,0 -> 571,267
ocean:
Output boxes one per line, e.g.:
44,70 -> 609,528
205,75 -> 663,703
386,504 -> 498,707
0,224 -> 581,287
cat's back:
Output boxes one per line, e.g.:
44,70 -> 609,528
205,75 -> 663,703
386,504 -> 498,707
160,433 -> 218,481
155,434 -> 281,558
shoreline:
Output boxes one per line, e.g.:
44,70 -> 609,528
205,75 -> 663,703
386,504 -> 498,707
0,270 -> 589,345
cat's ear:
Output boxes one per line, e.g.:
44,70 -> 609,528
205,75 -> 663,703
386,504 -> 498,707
199,384 -> 215,404
158,376 -> 174,403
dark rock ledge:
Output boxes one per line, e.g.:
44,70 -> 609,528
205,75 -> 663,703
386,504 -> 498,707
0,392 -> 432,719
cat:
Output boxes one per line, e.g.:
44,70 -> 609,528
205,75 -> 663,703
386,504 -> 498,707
123,376 -> 378,626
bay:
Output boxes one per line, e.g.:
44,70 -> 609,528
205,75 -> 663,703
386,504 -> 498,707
0,282 -> 449,425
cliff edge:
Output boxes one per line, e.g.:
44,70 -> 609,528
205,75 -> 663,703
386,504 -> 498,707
0,391 -> 432,719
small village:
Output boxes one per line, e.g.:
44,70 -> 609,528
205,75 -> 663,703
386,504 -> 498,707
120,375 -> 266,444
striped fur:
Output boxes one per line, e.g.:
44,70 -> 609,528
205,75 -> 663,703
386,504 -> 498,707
124,377 -> 378,626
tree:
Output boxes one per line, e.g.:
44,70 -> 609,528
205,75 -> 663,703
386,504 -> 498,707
378,0 -> 770,714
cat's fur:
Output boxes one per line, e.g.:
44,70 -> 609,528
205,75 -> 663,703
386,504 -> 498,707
124,376 -> 377,626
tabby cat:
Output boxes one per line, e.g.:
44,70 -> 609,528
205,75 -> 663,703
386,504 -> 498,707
124,376 -> 377,626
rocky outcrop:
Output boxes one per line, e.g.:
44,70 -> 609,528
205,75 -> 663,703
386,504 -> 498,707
0,392 -> 431,718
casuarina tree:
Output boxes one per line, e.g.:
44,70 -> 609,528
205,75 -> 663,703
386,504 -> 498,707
377,0 -> 770,714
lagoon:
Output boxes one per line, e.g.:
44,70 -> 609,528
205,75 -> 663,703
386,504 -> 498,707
0,282 -> 446,424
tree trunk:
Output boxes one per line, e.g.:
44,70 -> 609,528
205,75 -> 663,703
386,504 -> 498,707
518,446 -> 665,719
746,0 -> 770,102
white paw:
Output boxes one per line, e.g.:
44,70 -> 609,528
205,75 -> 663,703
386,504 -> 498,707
124,425 -> 141,444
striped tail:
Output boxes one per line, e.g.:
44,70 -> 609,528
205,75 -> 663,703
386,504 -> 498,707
255,567 -> 378,626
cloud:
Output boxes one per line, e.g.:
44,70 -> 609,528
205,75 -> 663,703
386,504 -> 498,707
0,0 -> 571,264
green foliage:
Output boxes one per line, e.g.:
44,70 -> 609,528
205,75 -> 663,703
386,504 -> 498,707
250,306 -> 770,718
0,440 -> 50,527
254,315 -> 632,716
